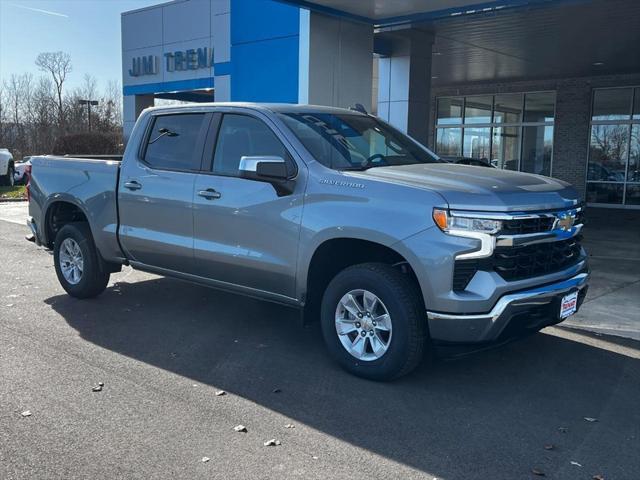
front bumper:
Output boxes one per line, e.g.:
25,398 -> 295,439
426,271 -> 589,343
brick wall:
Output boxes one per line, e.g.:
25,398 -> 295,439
429,73 -> 640,199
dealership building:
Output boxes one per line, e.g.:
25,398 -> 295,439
122,0 -> 640,208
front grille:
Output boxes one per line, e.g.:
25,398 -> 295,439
499,209 -> 585,236
493,236 -> 583,281
452,237 -> 584,291
500,216 -> 555,235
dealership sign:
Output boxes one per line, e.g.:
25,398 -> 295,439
129,47 -> 213,77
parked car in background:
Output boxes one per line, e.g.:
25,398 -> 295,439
27,103 -> 589,381
0,148 -> 15,186
14,157 -> 32,185
439,155 -> 494,168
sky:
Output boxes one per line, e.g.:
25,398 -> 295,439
0,0 -> 162,92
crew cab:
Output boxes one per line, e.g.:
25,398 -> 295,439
27,103 -> 589,380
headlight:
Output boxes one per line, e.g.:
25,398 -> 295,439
432,208 -> 500,260
432,208 -> 502,234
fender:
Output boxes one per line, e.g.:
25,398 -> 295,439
295,227 -> 425,303
41,193 -> 94,247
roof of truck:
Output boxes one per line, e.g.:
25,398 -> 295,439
145,102 -> 368,116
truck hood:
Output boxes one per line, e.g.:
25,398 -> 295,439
348,163 -> 581,212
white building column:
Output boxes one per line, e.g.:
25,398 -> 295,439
377,31 -> 434,145
123,94 -> 154,142
299,11 -> 374,110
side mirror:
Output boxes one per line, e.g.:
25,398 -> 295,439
239,156 -> 288,180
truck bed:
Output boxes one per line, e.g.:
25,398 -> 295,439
28,155 -> 123,262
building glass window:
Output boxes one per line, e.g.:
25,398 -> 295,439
494,94 -> 522,124
521,125 -> 553,176
434,91 -> 555,175
626,184 -> 640,205
587,87 -> 640,207
462,127 -> 491,159
629,125 -> 640,182
436,97 -> 463,125
588,125 -> 628,181
491,126 -> 520,171
524,92 -> 556,123
592,88 -> 632,121
464,96 -> 492,124
436,128 -> 462,156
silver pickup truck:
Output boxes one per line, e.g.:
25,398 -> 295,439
27,103 -> 589,380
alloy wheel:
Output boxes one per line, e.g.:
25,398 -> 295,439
334,289 -> 392,361
59,238 -> 84,285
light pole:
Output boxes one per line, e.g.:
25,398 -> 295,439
78,99 -> 99,131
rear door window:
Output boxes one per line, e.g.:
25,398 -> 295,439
143,114 -> 208,171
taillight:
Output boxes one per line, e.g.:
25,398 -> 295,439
25,165 -> 32,202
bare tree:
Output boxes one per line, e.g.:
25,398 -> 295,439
35,51 -> 72,127
103,80 -> 122,129
1,50 -> 122,156
0,84 -> 5,145
3,74 -> 33,156
31,77 -> 56,153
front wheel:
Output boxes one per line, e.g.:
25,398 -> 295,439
320,263 -> 428,381
53,223 -> 110,298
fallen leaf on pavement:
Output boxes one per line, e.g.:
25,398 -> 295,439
21,410 -> 32,417
544,444 -> 555,450
584,417 -> 598,422
593,475 -> 604,480
92,385 -> 103,392
532,468 -> 546,476
558,427 -> 568,433
285,424 -> 295,429
215,390 -> 226,396
570,461 -> 583,467
234,425 -> 247,433
202,457 -> 210,463
272,388 -> 282,394
263,439 -> 281,446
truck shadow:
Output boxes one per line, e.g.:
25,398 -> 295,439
46,275 -> 640,479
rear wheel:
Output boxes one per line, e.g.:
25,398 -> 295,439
53,223 -> 110,298
320,263 -> 428,381
0,164 -> 14,186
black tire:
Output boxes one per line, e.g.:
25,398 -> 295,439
320,263 -> 428,381
53,223 -> 110,299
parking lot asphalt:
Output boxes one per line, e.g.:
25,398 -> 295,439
1,205 -> 640,479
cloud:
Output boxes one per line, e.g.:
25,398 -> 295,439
8,3 -> 69,18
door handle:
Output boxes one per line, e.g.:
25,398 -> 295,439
124,180 -> 142,190
197,188 -> 221,200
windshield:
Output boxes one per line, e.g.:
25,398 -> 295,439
278,112 -> 441,170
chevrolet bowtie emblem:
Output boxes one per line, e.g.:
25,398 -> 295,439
554,213 -> 575,231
